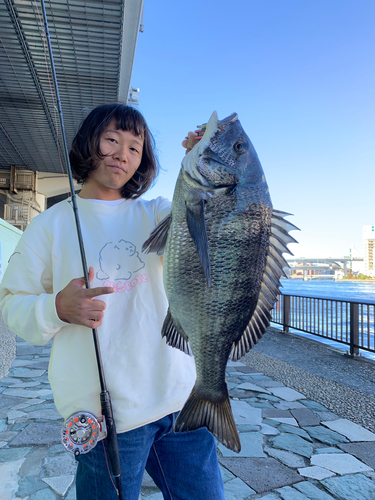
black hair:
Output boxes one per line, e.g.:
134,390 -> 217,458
69,103 -> 159,199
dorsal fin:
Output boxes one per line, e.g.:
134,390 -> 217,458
229,210 -> 298,361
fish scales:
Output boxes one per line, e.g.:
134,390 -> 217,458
143,111 -> 298,452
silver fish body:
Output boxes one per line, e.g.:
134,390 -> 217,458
143,112 -> 297,452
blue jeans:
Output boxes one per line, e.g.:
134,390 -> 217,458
75,412 -> 225,500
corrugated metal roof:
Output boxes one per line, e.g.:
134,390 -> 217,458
0,0 -> 143,174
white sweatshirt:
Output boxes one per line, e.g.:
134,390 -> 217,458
0,196 -> 196,432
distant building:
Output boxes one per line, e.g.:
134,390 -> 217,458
363,225 -> 375,275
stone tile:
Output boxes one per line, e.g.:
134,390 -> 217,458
9,422 -> 61,446
269,418 -> 299,427
270,388 -> 306,401
258,495 -> 281,500
248,402 -> 275,409
293,480 -> 336,500
314,411 -> 340,422
257,394 -> 282,402
338,442 -> 375,469
236,424 -> 261,433
276,485 -> 308,499
42,452 -> 77,476
218,432 -> 265,458
278,424 -> 312,442
17,475 -> 49,497
290,408 -> 320,427
42,475 -> 75,496
13,399 -> 46,410
297,466 -> 335,480
0,447 -> 31,462
322,419 -> 375,442
303,426 -> 349,445
219,457 -> 303,494
227,361 -> 246,367
322,473 -> 375,500
15,346 -> 45,357
28,487 -> 58,499
22,408 -> 62,421
231,400 -> 262,425
65,487 -> 77,500
0,431 -> 18,441
255,380 -> 285,389
269,434 -> 313,458
261,424 -> 280,435
315,447 -> 344,454
264,446 -> 306,468
8,381 -> 41,388
0,458 -> 25,500
263,409 -> 292,419
3,388 -> 46,399
144,493 -> 163,500
7,410 -> 28,423
0,394 -> 28,414
301,400 -> 328,412
220,464 -> 236,483
263,418 -> 281,428
0,419 -> 8,432
9,367 -> 46,378
19,447 -> 47,476
223,477 -> 256,499
237,382 -> 271,394
235,366 -> 261,374
311,453 -> 373,474
229,388 -> 254,399
274,401 -> 306,410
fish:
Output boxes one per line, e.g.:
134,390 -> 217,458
142,111 -> 298,452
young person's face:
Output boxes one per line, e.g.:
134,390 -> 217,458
80,119 -> 144,200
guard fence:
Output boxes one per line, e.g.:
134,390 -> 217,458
271,293 -> 375,356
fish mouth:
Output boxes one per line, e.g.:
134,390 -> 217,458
182,111 -> 238,186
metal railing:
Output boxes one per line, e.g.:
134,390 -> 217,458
271,294 -> 375,355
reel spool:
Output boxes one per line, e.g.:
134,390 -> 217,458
61,411 -> 106,456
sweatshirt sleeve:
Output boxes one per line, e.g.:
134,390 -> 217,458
155,197 -> 171,224
0,221 -> 68,346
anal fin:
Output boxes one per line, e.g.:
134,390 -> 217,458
162,308 -> 192,356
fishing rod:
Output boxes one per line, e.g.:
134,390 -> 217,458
39,1 -> 124,498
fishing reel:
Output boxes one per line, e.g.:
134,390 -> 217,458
61,411 -> 107,456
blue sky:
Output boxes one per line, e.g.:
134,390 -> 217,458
131,0 -> 374,259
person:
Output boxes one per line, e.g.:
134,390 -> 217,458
0,103 -> 225,500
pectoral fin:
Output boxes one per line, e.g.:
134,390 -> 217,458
142,214 -> 172,255
186,199 -> 211,286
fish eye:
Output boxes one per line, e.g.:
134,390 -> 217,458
234,142 -> 245,154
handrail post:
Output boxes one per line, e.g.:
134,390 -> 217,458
350,303 -> 359,356
283,294 -> 291,333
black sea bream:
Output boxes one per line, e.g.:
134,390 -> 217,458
143,112 -> 298,452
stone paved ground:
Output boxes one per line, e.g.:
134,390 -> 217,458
1,335 -> 375,499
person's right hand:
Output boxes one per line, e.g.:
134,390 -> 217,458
55,267 -> 114,328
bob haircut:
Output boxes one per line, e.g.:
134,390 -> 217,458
69,103 -> 159,199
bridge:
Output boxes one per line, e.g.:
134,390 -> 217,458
285,257 -> 364,279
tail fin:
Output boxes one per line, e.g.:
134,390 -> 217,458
174,385 -> 241,453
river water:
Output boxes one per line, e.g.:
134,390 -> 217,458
280,279 -> 375,303
273,279 -> 375,360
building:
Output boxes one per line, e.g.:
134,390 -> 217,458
363,225 -> 375,275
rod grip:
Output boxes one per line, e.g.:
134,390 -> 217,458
100,390 -> 121,478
